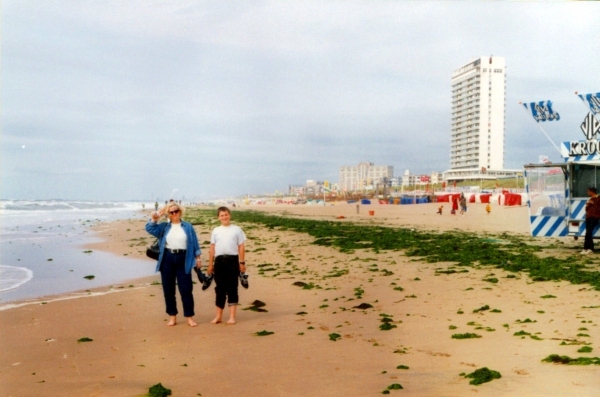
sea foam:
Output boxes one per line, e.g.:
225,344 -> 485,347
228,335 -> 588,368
0,265 -> 34,293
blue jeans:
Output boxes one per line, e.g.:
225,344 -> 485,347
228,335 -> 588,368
160,251 -> 195,317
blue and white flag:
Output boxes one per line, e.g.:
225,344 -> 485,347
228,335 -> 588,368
522,100 -> 560,122
576,92 -> 600,116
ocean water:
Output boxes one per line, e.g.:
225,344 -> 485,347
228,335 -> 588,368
0,200 -> 158,304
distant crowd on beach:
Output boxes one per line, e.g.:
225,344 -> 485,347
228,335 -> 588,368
437,193 -> 491,215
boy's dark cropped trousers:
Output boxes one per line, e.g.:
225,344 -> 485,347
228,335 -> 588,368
214,255 -> 239,309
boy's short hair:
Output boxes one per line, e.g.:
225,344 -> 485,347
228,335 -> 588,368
217,206 -> 230,215
588,187 -> 598,194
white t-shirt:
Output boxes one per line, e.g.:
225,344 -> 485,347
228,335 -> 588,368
166,223 -> 187,249
211,225 -> 246,257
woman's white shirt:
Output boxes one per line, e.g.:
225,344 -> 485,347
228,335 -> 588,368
166,223 -> 187,249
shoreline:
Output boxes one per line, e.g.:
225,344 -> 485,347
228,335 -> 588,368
1,204 -> 598,396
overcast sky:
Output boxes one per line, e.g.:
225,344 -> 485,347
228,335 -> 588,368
2,1 -> 599,201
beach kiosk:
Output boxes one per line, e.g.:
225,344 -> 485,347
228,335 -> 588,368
525,128 -> 600,238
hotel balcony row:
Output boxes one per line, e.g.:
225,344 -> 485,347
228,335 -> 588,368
452,103 -> 480,114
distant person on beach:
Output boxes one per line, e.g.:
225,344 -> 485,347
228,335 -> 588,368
155,202 -> 159,211
208,206 -> 248,325
437,205 -> 443,215
486,204 -> 491,215
452,197 -> 458,215
146,203 -> 202,327
459,194 -> 467,215
582,187 -> 600,255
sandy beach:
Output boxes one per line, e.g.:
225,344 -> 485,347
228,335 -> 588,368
1,202 -> 599,397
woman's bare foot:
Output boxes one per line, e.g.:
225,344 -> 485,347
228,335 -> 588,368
167,316 -> 177,326
187,317 -> 198,327
226,318 -> 236,325
210,317 -> 222,324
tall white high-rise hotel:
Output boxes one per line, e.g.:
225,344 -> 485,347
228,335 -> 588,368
450,56 -> 506,172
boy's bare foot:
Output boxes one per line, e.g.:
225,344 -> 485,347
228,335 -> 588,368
187,318 -> 198,327
167,316 -> 177,326
210,318 -> 222,324
226,318 -> 236,325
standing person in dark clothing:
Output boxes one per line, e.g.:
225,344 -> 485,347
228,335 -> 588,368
208,206 -> 247,324
146,203 -> 202,327
582,187 -> 600,255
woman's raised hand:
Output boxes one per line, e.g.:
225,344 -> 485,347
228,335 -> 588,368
151,210 -> 163,221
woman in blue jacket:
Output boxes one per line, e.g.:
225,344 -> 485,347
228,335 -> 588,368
146,203 -> 202,327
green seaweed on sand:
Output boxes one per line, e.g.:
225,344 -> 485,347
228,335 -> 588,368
379,315 -> 398,331
578,346 -> 593,353
516,318 -> 536,323
83,275 -> 95,280
482,277 -> 498,284
254,330 -> 274,336
243,300 -> 268,312
473,305 -> 490,313
292,281 -> 319,290
386,383 -> 403,390
148,383 -> 172,397
396,365 -> 409,370
324,269 -> 349,278
77,337 -> 93,343
183,209 -> 600,291
380,322 -> 397,331
354,286 -> 365,299
540,295 -> 557,299
461,367 -> 501,385
329,333 -> 341,341
354,303 -> 374,310
452,333 -> 482,339
542,354 -> 600,365
560,340 -> 590,346
513,330 -> 543,340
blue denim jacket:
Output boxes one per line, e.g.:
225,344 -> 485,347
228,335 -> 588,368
145,220 -> 202,274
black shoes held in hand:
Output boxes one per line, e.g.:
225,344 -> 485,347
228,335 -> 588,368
194,268 -> 214,291
193,268 -> 247,290
239,272 -> 249,289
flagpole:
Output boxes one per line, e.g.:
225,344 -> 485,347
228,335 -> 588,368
519,102 -> 562,156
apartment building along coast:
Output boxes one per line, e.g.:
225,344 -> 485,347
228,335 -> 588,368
445,56 -> 519,182
339,162 -> 393,191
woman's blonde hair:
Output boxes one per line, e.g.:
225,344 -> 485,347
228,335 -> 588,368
164,202 -> 184,218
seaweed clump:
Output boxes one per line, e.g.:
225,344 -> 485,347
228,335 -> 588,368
461,367 -> 501,385
243,300 -> 268,312
379,314 -> 398,331
382,383 -> 403,393
452,333 -> 482,339
542,354 -> 600,365
254,330 -> 274,336
148,383 -> 172,397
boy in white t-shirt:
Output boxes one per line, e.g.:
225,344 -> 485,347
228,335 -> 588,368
207,206 -> 247,324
